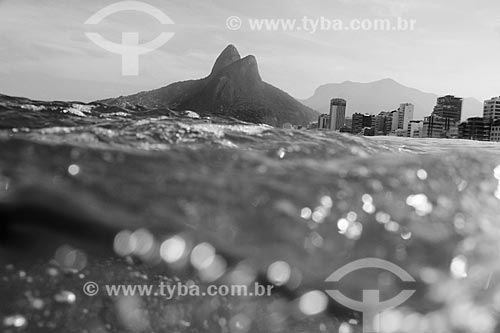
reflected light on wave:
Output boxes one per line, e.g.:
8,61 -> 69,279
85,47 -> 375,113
160,235 -> 186,264
267,261 -> 291,286
298,290 -> 328,316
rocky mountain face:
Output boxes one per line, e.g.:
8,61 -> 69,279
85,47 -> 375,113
100,45 -> 318,127
302,78 -> 483,121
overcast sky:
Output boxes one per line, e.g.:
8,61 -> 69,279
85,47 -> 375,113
0,0 -> 499,102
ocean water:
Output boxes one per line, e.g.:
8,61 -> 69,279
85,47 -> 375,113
2,95 -> 500,332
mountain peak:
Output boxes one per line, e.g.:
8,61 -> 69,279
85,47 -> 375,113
374,78 -> 399,85
239,55 -> 260,77
220,55 -> 262,85
101,45 -> 317,127
210,44 -> 241,76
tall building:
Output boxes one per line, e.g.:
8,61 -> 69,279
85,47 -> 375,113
407,120 -> 424,138
432,95 -> 463,122
388,104 -> 415,133
390,110 -> 399,132
484,97 -> 500,121
422,115 -> 458,138
458,117 -> 492,141
329,98 -> 347,131
385,112 -> 395,134
344,117 -> 352,130
352,113 -> 375,134
374,111 -> 392,136
317,114 -> 330,129
399,103 -> 415,131
491,119 -> 500,142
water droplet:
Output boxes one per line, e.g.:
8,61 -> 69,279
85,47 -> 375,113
457,180 -> 468,192
493,170 -> 500,200
320,196 -> 333,208
362,202 -> 375,214
385,221 -> 400,233
406,194 -> 433,216
229,313 -> 251,333
362,194 -> 373,204
267,261 -> 291,286
131,229 -> 155,257
337,218 -> 349,233
277,148 -> 286,159
401,231 -> 412,240
310,232 -> 324,248
190,242 -> 216,270
375,212 -> 391,224
160,235 -> 186,264
454,214 -> 466,231
114,230 -> 136,257
3,314 -> 27,328
416,169 -> 428,180
494,165 -> 500,180
450,255 -> 468,279
218,317 -> 227,327
67,164 -> 80,176
300,207 -> 312,219
54,290 -> 76,304
46,267 -> 59,277
54,245 -> 87,273
116,296 -> 149,332
346,211 -> 357,222
346,222 -> 363,240
179,319 -> 191,327
298,290 -> 328,316
312,209 -> 326,223
31,298 -> 45,310
228,263 -> 257,286
338,322 -> 352,333
198,255 -> 227,282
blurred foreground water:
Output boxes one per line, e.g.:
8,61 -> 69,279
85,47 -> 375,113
2,94 -> 500,333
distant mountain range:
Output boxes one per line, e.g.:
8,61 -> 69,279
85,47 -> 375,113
100,45 -> 318,127
302,78 -> 483,121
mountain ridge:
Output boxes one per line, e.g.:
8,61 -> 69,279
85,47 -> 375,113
302,79 -> 483,120
100,45 -> 318,127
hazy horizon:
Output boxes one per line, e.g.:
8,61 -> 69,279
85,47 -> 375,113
1,0 -> 499,103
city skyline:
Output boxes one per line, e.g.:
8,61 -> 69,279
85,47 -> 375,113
315,93 -> 500,142
317,95 -> 500,120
